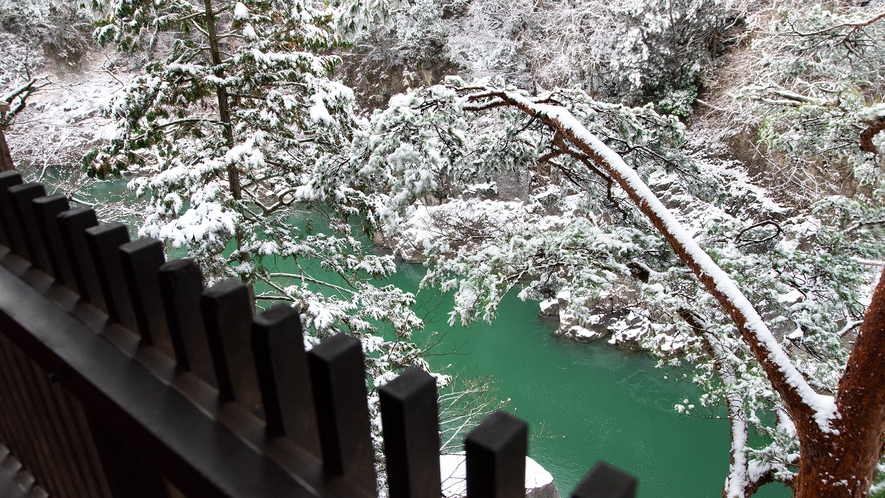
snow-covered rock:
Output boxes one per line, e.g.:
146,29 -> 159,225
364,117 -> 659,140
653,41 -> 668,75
554,290 -> 616,343
538,299 -> 559,318
440,454 -> 560,498
557,318 -> 607,343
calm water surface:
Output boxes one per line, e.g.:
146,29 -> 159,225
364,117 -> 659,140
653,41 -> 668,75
388,263 -> 791,498
76,175 -> 791,497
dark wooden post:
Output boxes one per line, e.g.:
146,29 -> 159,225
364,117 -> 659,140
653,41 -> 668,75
200,279 -> 262,415
571,462 -> 637,498
56,207 -> 102,305
307,333 -> 376,495
379,368 -> 441,498
0,171 -> 25,255
85,223 -> 136,329
119,238 -> 173,356
157,259 -> 215,385
32,195 -> 75,286
465,411 -> 527,498
251,304 -> 321,454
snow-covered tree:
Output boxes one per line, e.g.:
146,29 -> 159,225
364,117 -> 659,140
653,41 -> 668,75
726,2 -> 885,205
342,71 -> 885,494
0,0 -> 95,73
342,0 -> 748,114
332,1 -> 885,494
0,0 -> 92,131
84,1 -> 453,490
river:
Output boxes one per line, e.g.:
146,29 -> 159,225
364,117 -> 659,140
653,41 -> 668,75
73,175 -> 791,497
385,262 -> 791,498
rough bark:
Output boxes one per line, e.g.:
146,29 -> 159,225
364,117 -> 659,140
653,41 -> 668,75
0,128 -> 13,172
860,116 -> 885,154
0,102 -> 13,172
793,267 -> 885,497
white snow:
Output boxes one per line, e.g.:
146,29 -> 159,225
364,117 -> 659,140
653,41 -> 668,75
309,92 -> 334,125
233,2 -> 250,20
496,89 -> 840,433
243,24 -> 258,41
439,453 -> 554,498
538,299 -> 558,315
778,289 -> 805,304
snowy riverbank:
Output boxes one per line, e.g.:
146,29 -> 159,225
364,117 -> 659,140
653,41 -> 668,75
378,196 -> 688,354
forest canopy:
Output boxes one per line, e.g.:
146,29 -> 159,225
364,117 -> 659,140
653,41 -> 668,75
3,0 -> 885,496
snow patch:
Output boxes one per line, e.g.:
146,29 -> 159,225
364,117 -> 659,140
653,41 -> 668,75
233,2 -> 250,20
440,454 -> 557,498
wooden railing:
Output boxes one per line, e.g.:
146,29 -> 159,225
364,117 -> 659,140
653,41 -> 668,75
0,172 -> 638,498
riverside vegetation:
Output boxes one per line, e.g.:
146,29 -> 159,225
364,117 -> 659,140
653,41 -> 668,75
3,0 -> 885,496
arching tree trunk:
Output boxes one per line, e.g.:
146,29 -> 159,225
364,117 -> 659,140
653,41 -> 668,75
795,270 -> 885,497
458,86 -> 885,497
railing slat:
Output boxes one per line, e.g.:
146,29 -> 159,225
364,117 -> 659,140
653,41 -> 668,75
32,195 -> 74,285
0,171 -> 23,253
465,411 -> 527,498
252,304 -> 320,454
7,183 -> 48,269
0,338 -> 61,496
119,238 -> 173,357
307,333 -> 376,495
56,208 -> 102,306
157,259 -> 216,385
379,368 -> 441,498
200,279 -> 262,415
571,462 -> 637,498
84,223 -> 136,329
85,417 -> 171,498
0,262 -> 325,498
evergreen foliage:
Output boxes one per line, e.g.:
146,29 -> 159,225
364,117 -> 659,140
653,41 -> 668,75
84,3 -> 450,489
5,0 -> 885,494
344,48 -> 885,494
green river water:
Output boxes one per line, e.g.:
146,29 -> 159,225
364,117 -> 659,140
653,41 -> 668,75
385,263 -> 791,498
72,176 -> 792,497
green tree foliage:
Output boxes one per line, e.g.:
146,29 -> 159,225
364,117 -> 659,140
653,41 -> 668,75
85,3 -> 447,488
343,71 -> 885,493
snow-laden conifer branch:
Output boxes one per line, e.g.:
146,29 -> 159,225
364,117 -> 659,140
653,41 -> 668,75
680,309 -> 777,497
788,7 -> 885,38
457,85 -> 838,433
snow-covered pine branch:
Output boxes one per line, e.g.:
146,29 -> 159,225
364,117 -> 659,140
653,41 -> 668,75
352,73 -> 885,494
85,3 -> 456,493
456,84 -> 837,433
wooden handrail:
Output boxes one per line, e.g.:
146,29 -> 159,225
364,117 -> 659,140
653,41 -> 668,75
0,172 -> 639,498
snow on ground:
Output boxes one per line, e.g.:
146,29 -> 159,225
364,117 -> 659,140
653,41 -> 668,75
5,51 -> 127,172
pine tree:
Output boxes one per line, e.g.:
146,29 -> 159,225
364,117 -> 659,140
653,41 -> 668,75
86,2 -> 445,489
349,76 -> 885,496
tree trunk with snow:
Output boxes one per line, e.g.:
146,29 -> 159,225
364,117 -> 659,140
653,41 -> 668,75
0,128 -> 13,172
460,86 -> 885,497
202,0 -> 252,300
0,101 -> 13,172
801,271 -> 885,497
